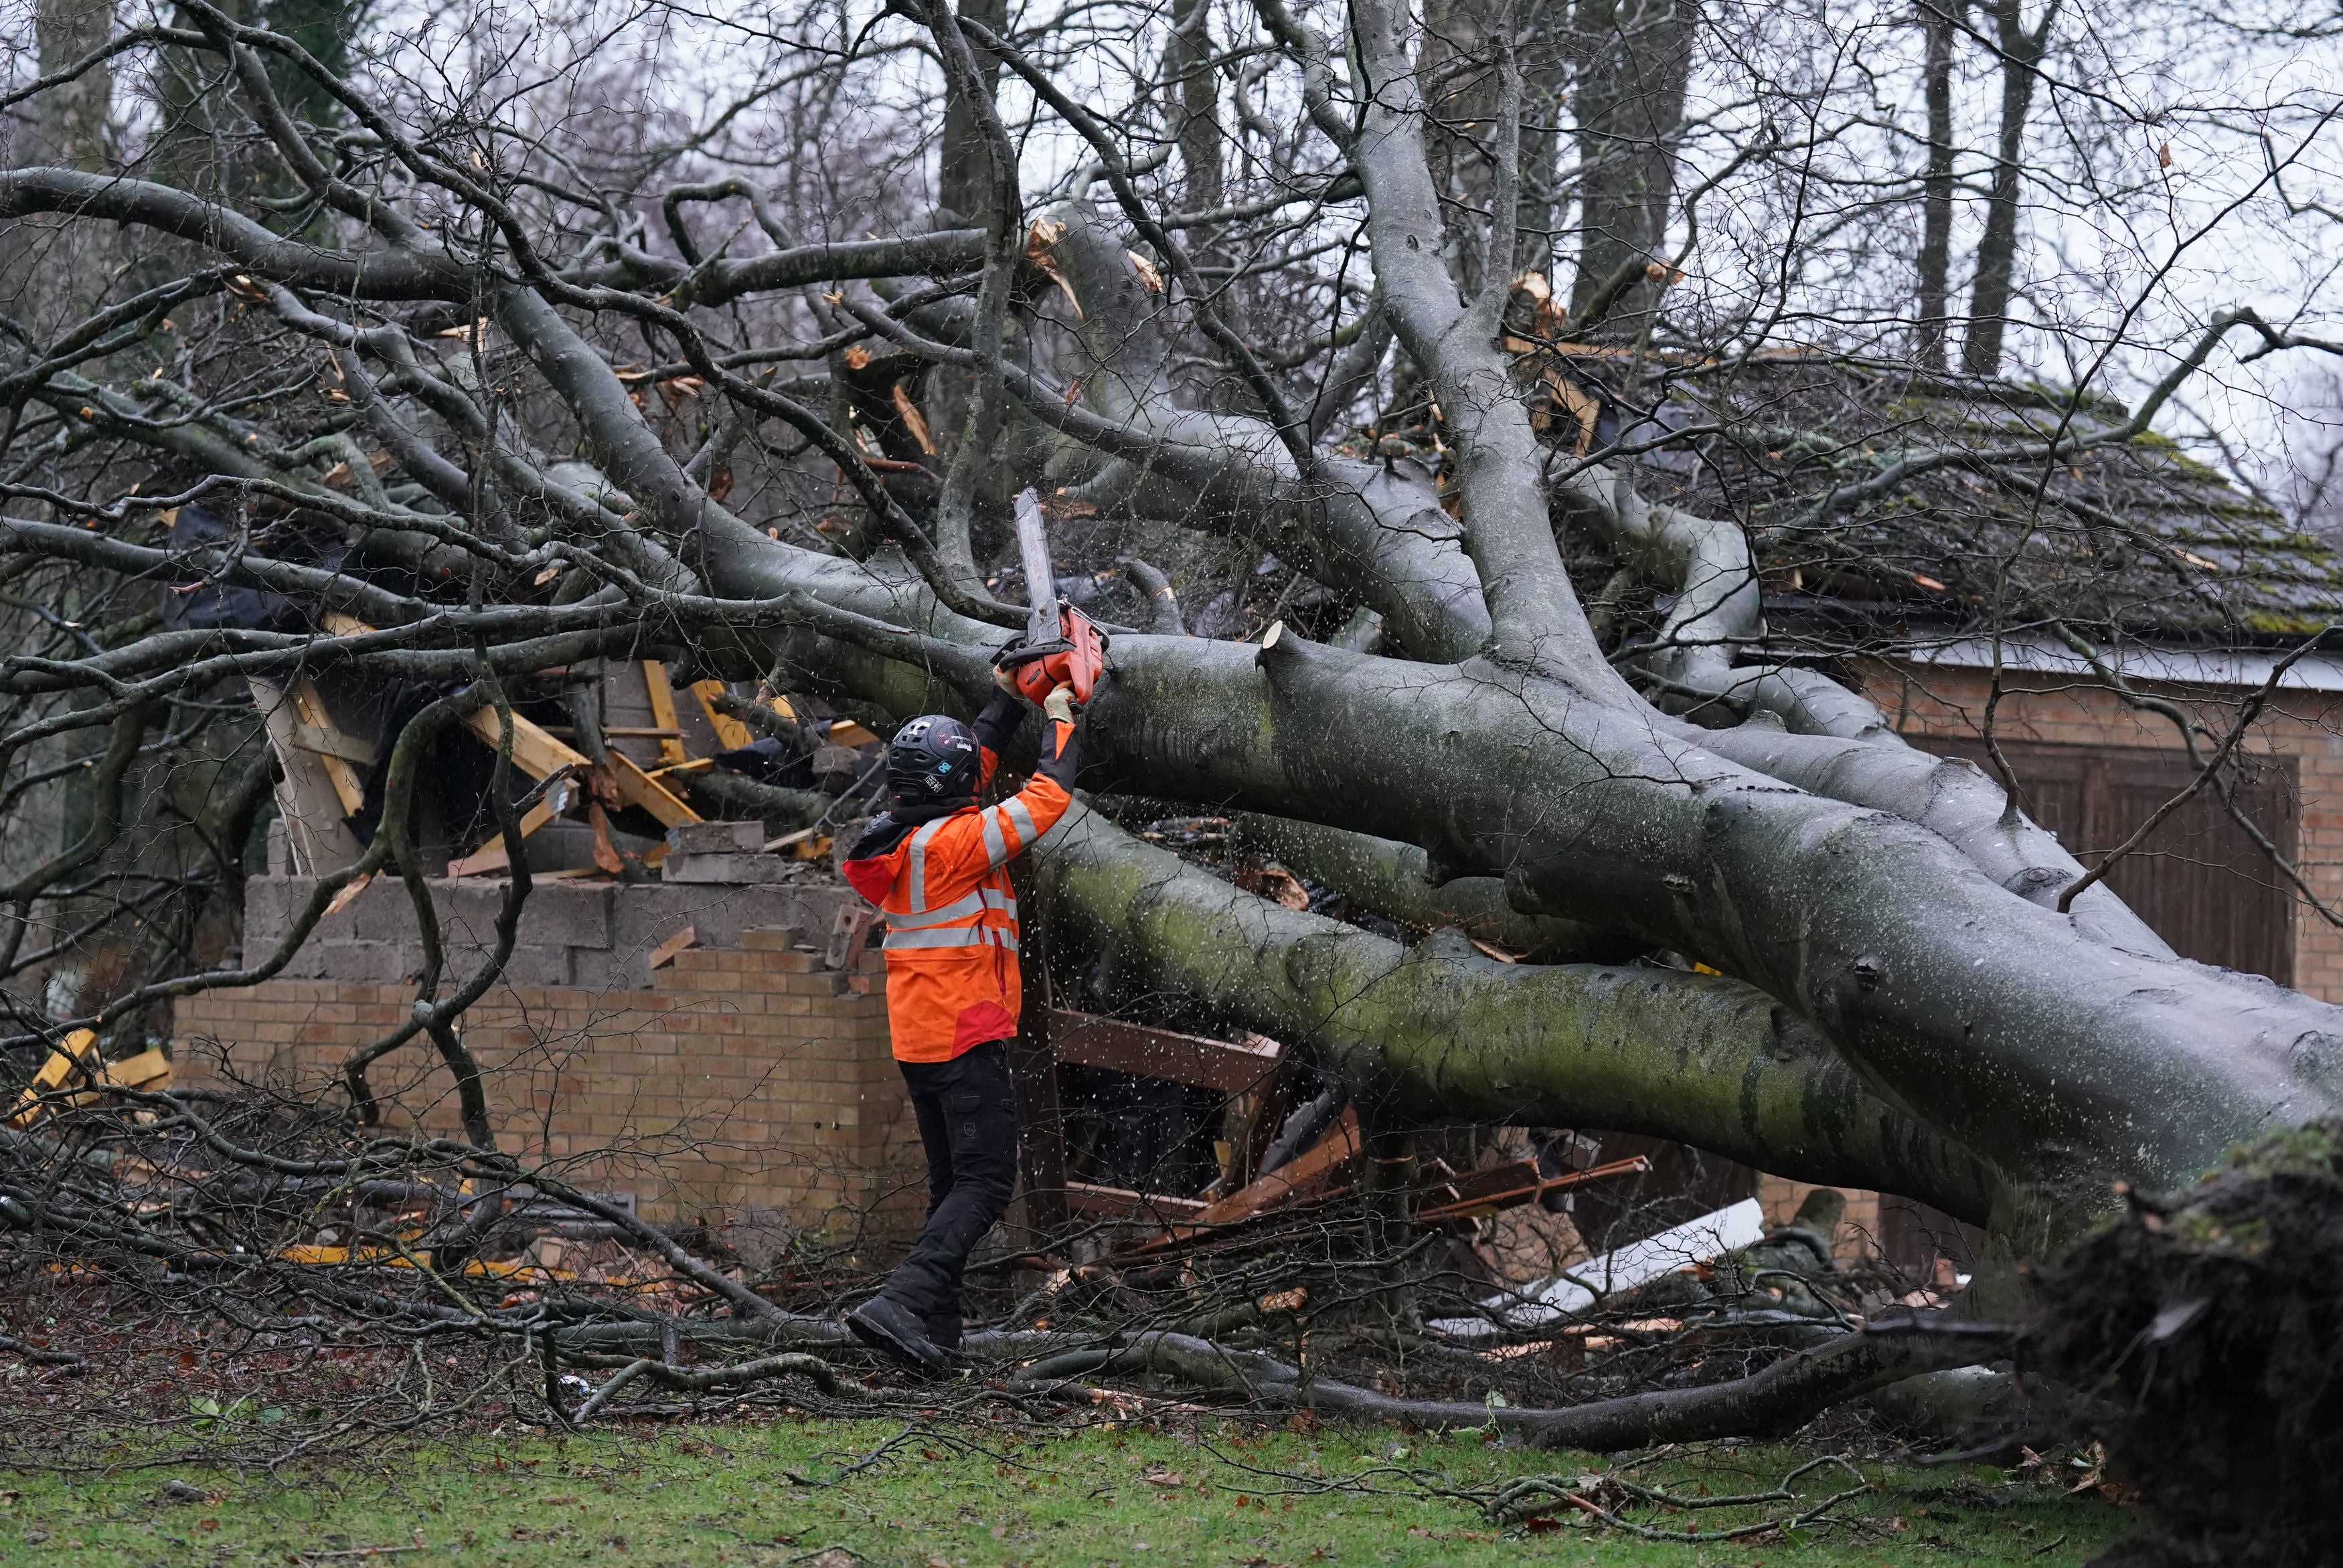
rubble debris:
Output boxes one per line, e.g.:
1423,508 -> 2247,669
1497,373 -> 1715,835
665,820 -> 797,884
1430,1197 -> 1770,1337
647,926 -> 698,970
6,1029 -> 99,1126
1413,1154 -> 1655,1227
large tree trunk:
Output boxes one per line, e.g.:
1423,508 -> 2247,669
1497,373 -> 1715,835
31,0 -> 112,172
1418,0 -> 1531,296
1959,0 -> 2059,376
18,0 -> 114,333
937,0 -> 1010,223
1564,0 -> 1700,336
1915,0 -> 1961,370
1036,802 -> 2012,1223
1168,0 -> 1225,215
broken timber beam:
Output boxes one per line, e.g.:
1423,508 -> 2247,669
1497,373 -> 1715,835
6,1030 -> 98,1126
1411,1154 -> 1655,1225
1064,1183 -> 1210,1222
1047,1009 -> 1282,1095
460,705 -> 590,779
691,680 -> 754,750
450,706 -> 700,870
1117,1106 -> 1362,1258
604,750 -> 701,829
639,661 -> 691,767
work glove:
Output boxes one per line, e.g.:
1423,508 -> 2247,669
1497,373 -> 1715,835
1043,685 -> 1078,725
992,661 -> 1022,697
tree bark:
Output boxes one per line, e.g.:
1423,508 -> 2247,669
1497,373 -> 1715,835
1565,0 -> 1700,337
32,0 -> 113,172
937,0 -> 1009,223
1959,0 -> 2059,377
1915,0 -> 1961,371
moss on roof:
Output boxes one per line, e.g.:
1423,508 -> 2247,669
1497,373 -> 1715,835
1534,350 -> 2343,641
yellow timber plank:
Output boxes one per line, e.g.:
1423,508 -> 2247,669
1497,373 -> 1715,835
690,680 -> 754,751
641,661 -> 690,766
461,707 -> 590,781
7,1029 -> 98,1126
288,679 -> 368,815
606,750 -> 701,828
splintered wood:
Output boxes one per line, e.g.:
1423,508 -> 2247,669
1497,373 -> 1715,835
1412,1154 -> 1655,1225
647,926 -> 698,970
7,1031 -> 173,1127
447,665 -> 707,871
1115,1107 -> 1363,1259
639,660 -> 691,766
250,676 -> 367,874
602,749 -> 700,829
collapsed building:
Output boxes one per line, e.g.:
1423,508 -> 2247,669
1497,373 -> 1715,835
155,347 -> 2343,1284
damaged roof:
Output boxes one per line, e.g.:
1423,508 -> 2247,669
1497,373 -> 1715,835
1536,347 -> 2343,643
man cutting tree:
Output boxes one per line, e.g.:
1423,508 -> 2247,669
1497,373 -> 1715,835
839,494 -> 1098,1375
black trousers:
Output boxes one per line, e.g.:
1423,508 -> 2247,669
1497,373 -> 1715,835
880,1039 -> 1019,1345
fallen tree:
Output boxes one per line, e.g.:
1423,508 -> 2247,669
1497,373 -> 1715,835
4,0 -> 2343,1524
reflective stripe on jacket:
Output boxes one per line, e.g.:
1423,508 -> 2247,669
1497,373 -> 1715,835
842,707 -> 1077,1062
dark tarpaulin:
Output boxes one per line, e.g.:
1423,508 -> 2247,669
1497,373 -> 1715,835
159,501 -> 295,632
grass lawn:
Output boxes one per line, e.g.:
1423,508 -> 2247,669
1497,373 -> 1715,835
0,1420 -> 2132,1567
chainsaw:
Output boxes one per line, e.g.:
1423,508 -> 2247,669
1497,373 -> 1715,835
993,488 -> 1107,705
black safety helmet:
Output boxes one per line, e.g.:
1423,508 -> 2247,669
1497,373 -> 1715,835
885,714 -> 980,806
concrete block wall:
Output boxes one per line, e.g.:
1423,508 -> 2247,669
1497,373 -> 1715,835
240,873 -> 864,991
176,915 -> 924,1234
1865,659 -> 2343,1003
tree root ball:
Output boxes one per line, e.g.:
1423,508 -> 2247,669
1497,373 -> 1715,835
2024,1118 -> 2343,1567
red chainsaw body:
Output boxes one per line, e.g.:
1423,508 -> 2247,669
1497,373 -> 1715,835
1002,606 -> 1107,705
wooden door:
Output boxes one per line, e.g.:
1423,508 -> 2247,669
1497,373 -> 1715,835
1913,736 -> 2298,984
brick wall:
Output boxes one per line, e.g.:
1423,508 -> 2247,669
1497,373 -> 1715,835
173,924 -> 924,1233
1865,659 -> 2343,1003
1756,1177 -> 1882,1262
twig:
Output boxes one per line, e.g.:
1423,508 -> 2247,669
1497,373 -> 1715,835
0,1333 -> 86,1368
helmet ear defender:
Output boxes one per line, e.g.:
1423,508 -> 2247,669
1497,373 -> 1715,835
886,715 -> 981,806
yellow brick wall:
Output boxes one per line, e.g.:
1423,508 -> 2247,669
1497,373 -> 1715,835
172,928 -> 925,1233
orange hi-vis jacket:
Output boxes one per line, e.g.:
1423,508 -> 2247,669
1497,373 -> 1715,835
841,695 -> 1078,1063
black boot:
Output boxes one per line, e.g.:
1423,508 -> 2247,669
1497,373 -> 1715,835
846,1295 -> 951,1378
924,1312 -> 963,1353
